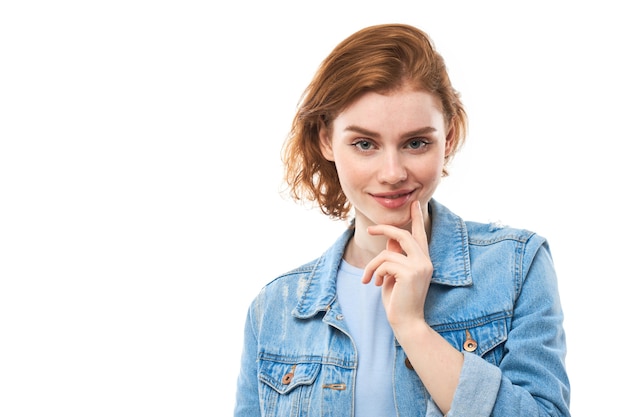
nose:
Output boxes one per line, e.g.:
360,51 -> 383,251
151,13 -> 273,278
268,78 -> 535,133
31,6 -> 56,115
377,151 -> 407,184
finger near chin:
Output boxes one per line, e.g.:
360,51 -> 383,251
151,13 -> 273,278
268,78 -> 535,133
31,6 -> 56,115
366,225 -> 385,236
374,274 -> 383,286
376,273 -> 391,286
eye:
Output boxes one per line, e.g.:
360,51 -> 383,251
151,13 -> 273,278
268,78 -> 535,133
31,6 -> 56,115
406,139 -> 427,150
352,140 -> 375,151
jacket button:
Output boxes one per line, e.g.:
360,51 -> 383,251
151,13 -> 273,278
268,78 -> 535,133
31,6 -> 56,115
282,364 -> 296,384
404,357 -> 414,370
281,372 -> 294,384
463,330 -> 477,352
463,339 -> 477,352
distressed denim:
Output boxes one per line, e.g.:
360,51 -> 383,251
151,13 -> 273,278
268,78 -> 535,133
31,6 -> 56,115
235,199 -> 570,416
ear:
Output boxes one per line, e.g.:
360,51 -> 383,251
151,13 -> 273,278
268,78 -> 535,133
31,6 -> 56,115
444,124 -> 456,158
319,123 -> 335,161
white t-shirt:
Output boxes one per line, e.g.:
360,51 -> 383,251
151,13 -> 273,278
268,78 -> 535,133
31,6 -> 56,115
336,260 -> 396,416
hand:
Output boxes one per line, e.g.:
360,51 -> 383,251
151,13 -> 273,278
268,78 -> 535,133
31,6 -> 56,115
361,200 -> 433,329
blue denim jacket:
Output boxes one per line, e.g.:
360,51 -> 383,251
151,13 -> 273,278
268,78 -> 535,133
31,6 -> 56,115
235,199 -> 570,416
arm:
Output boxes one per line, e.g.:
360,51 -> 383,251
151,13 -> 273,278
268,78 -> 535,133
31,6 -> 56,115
429,241 -> 570,416
363,201 -> 463,414
487,241 -> 570,416
234,304 -> 261,417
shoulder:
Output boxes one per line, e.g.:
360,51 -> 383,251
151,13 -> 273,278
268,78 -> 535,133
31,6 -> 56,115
431,198 -> 547,252
465,220 -> 552,263
463,220 -> 553,283
262,257 -> 320,293
245,259 -> 319,326
429,199 -> 553,282
465,220 -> 543,246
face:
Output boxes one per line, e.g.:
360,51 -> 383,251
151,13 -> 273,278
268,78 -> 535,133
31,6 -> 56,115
320,84 -> 451,230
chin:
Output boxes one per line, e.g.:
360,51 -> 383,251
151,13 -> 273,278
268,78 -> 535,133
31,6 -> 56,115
356,207 -> 411,228
377,214 -> 412,229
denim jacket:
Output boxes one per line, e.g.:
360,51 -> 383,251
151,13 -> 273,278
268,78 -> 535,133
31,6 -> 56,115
234,199 -> 570,416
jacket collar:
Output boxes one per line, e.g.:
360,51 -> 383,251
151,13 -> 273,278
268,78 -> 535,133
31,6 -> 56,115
293,199 -> 472,319
293,227 -> 352,319
428,198 -> 473,286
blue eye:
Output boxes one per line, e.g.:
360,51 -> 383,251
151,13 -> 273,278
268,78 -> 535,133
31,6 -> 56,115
407,139 -> 426,149
353,140 -> 374,150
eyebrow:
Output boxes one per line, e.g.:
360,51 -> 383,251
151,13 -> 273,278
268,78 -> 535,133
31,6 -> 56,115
343,125 -> 438,139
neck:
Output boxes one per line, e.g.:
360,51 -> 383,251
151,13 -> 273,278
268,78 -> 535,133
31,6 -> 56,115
343,225 -> 387,269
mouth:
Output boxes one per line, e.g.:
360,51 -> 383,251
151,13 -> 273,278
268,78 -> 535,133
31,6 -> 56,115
370,190 -> 415,209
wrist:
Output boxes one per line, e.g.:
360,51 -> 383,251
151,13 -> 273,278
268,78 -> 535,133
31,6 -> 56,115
392,317 -> 430,345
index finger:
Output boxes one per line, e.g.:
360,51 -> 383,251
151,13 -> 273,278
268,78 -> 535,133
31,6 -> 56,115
412,200 -> 430,255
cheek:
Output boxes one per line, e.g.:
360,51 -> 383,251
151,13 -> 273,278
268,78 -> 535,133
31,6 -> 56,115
427,172 -> 443,189
410,157 -> 445,190
413,155 -> 444,177
335,163 -> 364,186
334,159 -> 370,191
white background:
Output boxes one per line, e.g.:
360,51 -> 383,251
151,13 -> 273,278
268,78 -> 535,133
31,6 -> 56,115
1,1 -> 623,415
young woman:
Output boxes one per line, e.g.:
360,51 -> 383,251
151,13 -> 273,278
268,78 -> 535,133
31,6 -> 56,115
234,23 -> 570,416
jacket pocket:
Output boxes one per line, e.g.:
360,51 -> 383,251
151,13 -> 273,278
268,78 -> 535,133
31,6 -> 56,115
433,312 -> 510,366
258,357 -> 321,416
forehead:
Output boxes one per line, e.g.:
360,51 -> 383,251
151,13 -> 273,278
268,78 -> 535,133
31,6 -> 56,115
333,87 -> 445,131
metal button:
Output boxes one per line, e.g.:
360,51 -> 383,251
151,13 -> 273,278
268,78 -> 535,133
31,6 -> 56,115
282,365 -> 296,384
404,357 -> 414,370
463,329 -> 477,352
281,372 -> 294,384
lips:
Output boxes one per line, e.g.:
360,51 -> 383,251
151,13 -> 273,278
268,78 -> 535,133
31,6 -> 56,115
371,190 -> 414,209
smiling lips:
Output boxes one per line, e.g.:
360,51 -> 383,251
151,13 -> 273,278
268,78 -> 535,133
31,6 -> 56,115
371,190 -> 414,209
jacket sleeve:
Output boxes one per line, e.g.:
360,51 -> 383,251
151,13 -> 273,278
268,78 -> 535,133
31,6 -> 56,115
234,302 -> 262,417
446,239 -> 571,417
